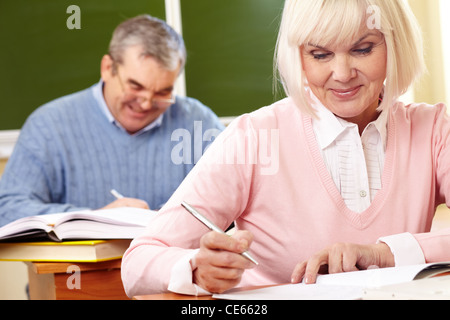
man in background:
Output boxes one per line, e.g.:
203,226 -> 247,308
0,15 -> 224,226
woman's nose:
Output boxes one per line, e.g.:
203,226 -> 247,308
331,55 -> 357,83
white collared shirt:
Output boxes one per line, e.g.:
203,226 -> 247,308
92,80 -> 164,136
311,95 -> 388,213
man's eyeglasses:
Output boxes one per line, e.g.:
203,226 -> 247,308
114,63 -> 175,109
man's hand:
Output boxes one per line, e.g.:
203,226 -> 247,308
100,198 -> 150,210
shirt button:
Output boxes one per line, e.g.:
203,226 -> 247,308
360,190 -> 367,198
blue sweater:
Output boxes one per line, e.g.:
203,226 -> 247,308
0,84 -> 224,226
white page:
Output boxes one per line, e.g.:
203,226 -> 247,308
363,275 -> 450,300
54,207 -> 157,227
214,283 -> 364,300
0,213 -> 68,237
213,263 -> 443,300
0,207 -> 156,239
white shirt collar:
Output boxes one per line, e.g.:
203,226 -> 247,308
92,79 -> 164,135
309,90 -> 388,150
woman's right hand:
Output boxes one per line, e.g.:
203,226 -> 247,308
192,230 -> 256,293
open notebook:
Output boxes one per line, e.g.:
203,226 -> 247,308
213,262 -> 450,300
363,274 -> 450,300
0,207 -> 157,242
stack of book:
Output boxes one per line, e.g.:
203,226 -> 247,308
0,207 -> 157,262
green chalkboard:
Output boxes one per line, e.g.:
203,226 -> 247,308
182,0 -> 285,116
0,0 -> 284,130
0,0 -> 165,130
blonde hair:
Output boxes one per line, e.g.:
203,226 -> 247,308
274,0 -> 425,115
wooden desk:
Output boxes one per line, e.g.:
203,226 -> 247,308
134,285 -> 275,300
26,259 -> 129,300
134,292 -> 214,300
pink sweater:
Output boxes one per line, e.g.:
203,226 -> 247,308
121,98 -> 450,296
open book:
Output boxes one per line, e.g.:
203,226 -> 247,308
363,274 -> 450,300
0,207 -> 157,242
213,262 -> 450,300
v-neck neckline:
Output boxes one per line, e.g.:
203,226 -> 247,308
301,109 -> 397,229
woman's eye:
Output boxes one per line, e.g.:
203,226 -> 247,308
311,52 -> 332,60
353,45 -> 373,55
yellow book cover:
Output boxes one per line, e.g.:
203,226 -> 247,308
0,239 -> 132,262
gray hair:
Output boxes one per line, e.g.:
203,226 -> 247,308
108,14 -> 186,73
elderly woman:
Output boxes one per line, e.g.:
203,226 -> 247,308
121,0 -> 450,296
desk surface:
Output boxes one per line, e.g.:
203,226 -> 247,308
27,259 -> 122,274
27,259 -> 128,300
133,285 -> 276,300
134,292 -> 214,300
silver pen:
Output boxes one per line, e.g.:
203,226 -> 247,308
181,201 -> 259,265
110,189 -> 124,199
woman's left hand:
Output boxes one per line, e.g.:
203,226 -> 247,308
291,242 -> 395,284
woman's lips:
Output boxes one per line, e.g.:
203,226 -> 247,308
330,86 -> 362,99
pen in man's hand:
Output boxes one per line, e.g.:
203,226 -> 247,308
110,189 -> 124,199
181,201 -> 259,265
